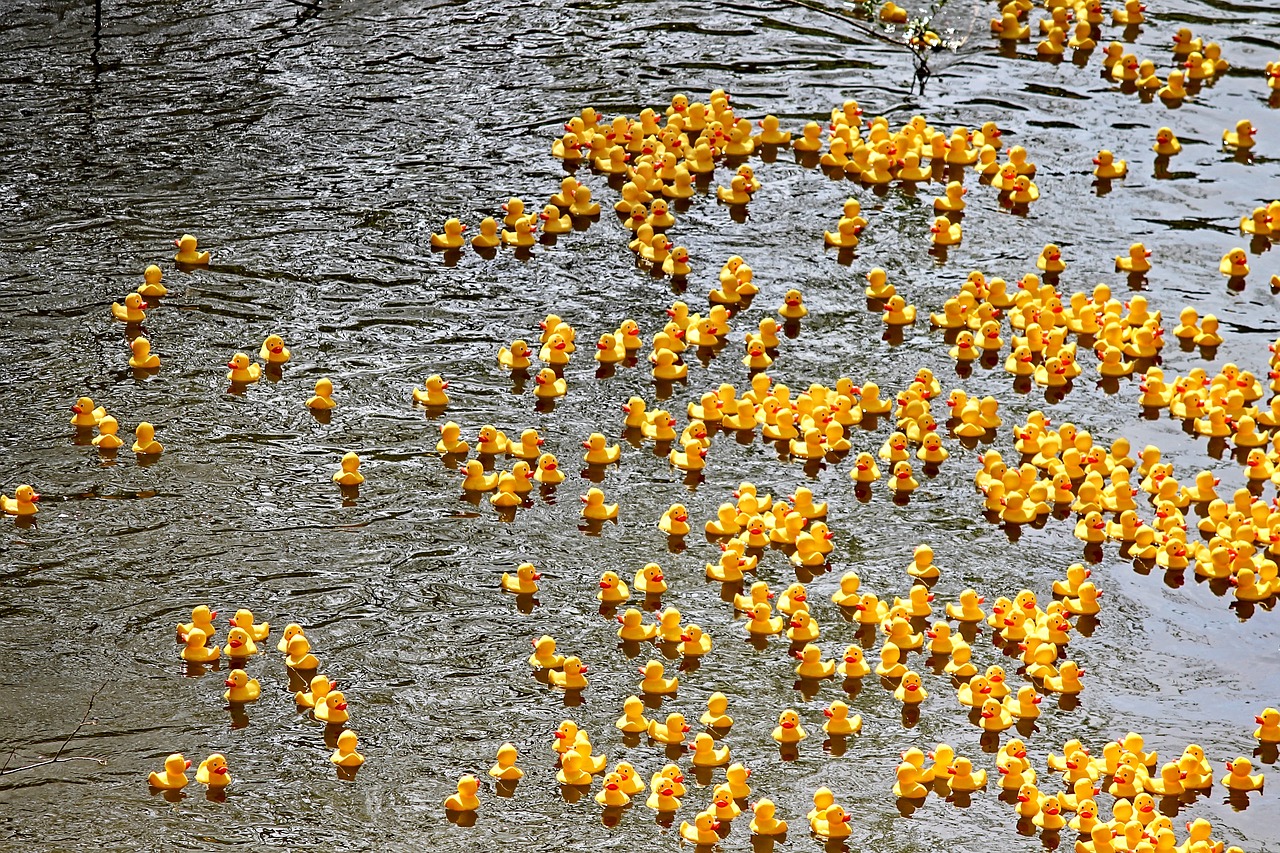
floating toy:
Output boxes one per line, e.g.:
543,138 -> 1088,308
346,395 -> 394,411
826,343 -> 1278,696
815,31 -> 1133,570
0,484 -> 40,516
306,379 -> 336,410
259,334 -> 290,365
316,690 -> 350,724
129,337 -> 160,369
226,353 -> 261,384
223,669 -> 261,703
181,627 -> 219,663
148,754 -> 191,790
444,775 -> 479,811
174,234 -> 210,265
222,626 -> 258,659
329,730 -> 365,768
195,754 -> 230,787
332,452 -> 365,486
1223,119 -> 1257,149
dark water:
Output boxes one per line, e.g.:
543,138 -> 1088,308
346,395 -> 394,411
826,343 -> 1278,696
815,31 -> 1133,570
1,0 -> 1279,849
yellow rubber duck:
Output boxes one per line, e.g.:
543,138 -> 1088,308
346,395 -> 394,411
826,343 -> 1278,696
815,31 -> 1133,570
180,627 -> 219,663
471,217 -> 500,249
580,487 -> 617,521
70,396 -> 106,429
178,605 -> 216,641
1220,248 -> 1249,278
222,626 -> 258,658
274,623 -> 304,654
223,668 -> 261,703
444,774 -> 479,811
1092,150 -> 1127,179
132,422 -> 163,456
128,337 -> 160,370
882,294 -> 917,324
259,334 -> 290,364
930,216 -> 962,246
226,353 -> 261,384
581,432 -> 620,465
315,690 -> 349,724
137,264 -> 166,298
501,563 -> 540,595
1153,127 -> 1182,156
772,709 -> 808,744
548,656 -> 588,690
459,460 -> 497,492
111,292 -> 147,323
778,288 -> 808,320
649,712 -> 690,745
813,804 -> 852,839
934,181 -> 967,213
1,484 -> 40,517
229,608 -> 268,642
1221,756 -> 1264,791
174,234 -> 210,265
1254,708 -> 1280,743
332,451 -> 365,486
329,730 -> 365,768
430,218 -> 467,249
680,811 -> 722,845
532,368 -> 567,398
295,674 -> 335,709
412,374 -> 449,407
1223,119 -> 1257,149
195,754 -> 230,787
306,378 -> 336,410
148,754 -> 191,789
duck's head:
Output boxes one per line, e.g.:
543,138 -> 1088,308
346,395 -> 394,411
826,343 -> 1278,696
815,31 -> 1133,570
224,669 -> 249,690
225,626 -> 251,651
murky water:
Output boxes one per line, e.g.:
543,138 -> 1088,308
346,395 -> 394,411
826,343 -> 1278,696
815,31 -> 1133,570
2,0 -> 1279,849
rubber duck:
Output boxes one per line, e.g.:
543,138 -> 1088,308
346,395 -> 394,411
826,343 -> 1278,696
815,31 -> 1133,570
813,803 -> 853,839
607,695 -> 653,738
458,459 -> 497,492
893,670 -> 927,705
647,712 -> 689,746
785,609 -> 820,643
222,626 -> 258,659
124,335 -> 162,371
126,421 -> 163,457
769,709 -> 808,744
443,774 -> 480,812
790,643 -> 832,679
1221,756 -> 1264,791
314,689 -> 350,725
0,483 -> 40,517
228,608 -> 269,643
226,352 -> 261,384
178,626 -> 218,663
178,605 -> 217,642
223,668 -> 261,703
172,232 -> 210,265
148,753 -> 191,790
637,659 -> 677,695
532,368 -> 567,398
930,216 -> 962,246
195,754 -> 230,788
883,294 -> 917,325
296,674 -> 335,710
680,811 -> 723,845
499,562 -> 540,595
320,729 -> 364,770
978,697 -> 1013,732
1220,248 -> 1249,278
947,757 -> 987,791
1092,150 -> 1127,179
615,607 -> 656,642
1223,119 -> 1257,149
549,656 -> 589,690
680,624 -> 713,657
1156,69 -> 1188,102
778,288 -> 808,320
933,181 -> 968,213
657,503 -> 690,536
746,602 -> 784,636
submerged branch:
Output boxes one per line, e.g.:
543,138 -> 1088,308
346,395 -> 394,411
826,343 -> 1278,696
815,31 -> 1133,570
0,682 -> 108,778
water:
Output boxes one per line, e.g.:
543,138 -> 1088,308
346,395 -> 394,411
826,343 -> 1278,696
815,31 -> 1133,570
1,0 -> 1279,849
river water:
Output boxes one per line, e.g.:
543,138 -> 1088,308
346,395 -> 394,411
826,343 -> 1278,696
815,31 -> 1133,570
1,0 -> 1279,849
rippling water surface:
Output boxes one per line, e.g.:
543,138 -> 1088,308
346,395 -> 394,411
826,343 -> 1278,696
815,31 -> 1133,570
2,0 -> 1280,849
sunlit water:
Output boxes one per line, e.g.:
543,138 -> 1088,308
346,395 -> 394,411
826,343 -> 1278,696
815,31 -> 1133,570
1,0 -> 1279,849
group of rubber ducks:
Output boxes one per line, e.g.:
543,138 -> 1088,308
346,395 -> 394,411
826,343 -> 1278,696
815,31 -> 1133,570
148,605 -> 363,796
